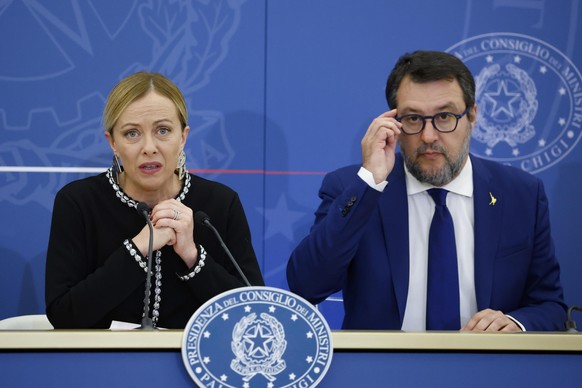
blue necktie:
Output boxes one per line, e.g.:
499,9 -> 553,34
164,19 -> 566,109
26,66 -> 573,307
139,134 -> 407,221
426,188 -> 460,330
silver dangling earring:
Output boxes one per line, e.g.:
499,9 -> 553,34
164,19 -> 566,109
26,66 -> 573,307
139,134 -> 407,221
112,154 -> 123,184
177,150 -> 187,180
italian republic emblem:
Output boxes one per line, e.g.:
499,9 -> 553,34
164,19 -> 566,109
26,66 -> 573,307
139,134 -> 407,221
447,32 -> 582,173
182,286 -> 333,387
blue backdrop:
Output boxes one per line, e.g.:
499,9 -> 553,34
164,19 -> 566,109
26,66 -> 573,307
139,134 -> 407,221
1,0 -> 581,330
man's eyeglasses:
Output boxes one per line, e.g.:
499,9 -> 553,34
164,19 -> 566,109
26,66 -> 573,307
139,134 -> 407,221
396,108 -> 469,135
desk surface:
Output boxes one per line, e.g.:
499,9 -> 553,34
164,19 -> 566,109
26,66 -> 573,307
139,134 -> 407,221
1,330 -> 581,352
2,331 -> 582,387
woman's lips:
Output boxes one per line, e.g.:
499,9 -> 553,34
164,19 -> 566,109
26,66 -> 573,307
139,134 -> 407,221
139,162 -> 162,174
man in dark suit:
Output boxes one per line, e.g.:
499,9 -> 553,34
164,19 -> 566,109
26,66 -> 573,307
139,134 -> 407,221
287,50 -> 566,331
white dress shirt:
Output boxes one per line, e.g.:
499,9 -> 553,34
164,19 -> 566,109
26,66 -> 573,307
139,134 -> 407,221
358,158 -> 478,330
358,157 -> 526,331
400,158 -> 476,331
358,157 -> 525,331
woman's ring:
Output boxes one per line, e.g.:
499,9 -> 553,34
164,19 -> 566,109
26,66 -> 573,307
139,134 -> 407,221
173,209 -> 180,221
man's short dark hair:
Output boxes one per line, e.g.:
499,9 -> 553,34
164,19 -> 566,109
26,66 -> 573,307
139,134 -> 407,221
385,51 -> 476,119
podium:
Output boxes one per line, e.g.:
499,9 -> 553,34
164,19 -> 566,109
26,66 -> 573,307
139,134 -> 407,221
1,331 -> 581,387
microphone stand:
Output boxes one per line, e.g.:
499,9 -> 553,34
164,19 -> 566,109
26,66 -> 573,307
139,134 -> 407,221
195,211 -> 252,287
138,204 -> 155,330
565,306 -> 582,333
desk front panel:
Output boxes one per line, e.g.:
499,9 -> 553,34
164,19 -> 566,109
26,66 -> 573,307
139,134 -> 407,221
1,350 -> 581,387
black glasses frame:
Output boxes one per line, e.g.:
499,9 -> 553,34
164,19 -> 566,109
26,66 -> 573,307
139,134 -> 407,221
396,108 -> 469,135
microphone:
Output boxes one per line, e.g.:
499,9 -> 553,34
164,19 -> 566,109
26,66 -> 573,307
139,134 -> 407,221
136,202 -> 155,330
195,211 -> 252,287
565,306 -> 582,333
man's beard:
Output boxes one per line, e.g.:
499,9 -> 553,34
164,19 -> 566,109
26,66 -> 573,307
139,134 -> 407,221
401,134 -> 470,187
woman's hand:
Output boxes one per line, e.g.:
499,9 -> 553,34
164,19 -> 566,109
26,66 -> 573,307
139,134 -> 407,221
132,220 -> 176,259
151,199 -> 199,268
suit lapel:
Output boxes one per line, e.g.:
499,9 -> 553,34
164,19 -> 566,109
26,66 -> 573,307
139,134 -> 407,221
378,155 -> 409,323
472,156 -> 503,310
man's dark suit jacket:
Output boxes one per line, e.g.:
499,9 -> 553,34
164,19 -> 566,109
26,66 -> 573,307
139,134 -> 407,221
287,154 -> 566,331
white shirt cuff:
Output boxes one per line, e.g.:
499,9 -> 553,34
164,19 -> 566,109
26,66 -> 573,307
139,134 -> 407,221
358,166 -> 388,192
506,314 -> 526,331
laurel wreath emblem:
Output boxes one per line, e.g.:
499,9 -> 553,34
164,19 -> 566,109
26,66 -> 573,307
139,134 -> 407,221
230,312 -> 288,382
473,63 -> 538,149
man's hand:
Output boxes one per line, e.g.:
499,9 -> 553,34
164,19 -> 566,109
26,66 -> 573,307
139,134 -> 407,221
361,109 -> 402,184
462,308 -> 522,332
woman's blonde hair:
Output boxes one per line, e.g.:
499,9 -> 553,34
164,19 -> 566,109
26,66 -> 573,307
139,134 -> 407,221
103,72 -> 188,135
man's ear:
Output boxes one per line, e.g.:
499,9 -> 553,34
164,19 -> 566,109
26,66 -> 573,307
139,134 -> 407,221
470,104 -> 478,125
